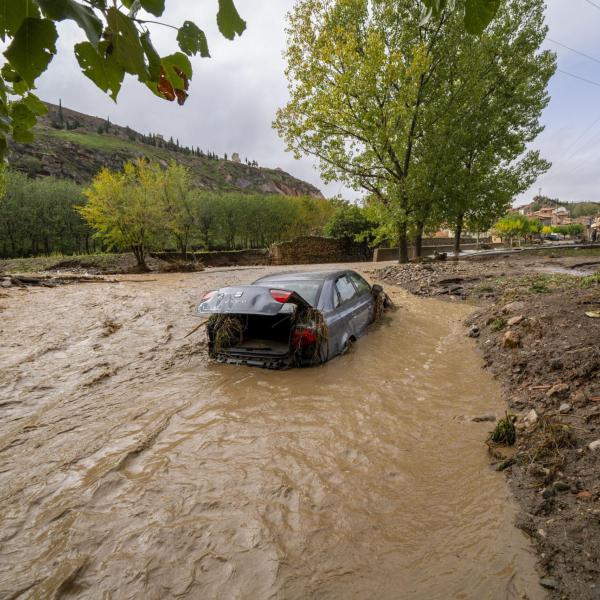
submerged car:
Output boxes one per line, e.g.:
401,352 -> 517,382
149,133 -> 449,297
196,270 -> 391,369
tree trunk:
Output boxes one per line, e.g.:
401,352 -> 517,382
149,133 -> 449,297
398,224 -> 409,264
415,221 -> 424,259
132,244 -> 149,271
454,214 -> 464,257
476,230 -> 480,250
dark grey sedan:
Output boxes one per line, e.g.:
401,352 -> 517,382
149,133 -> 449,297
196,270 -> 390,369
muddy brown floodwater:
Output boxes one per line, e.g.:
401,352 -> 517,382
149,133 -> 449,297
0,263 -> 544,599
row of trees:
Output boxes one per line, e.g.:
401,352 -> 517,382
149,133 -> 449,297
275,0 -> 556,262
79,160 -> 335,269
0,164 -> 337,262
0,171 -> 93,258
493,213 -> 585,247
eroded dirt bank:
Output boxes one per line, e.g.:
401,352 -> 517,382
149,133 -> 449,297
377,252 -> 600,599
1,264 -> 542,599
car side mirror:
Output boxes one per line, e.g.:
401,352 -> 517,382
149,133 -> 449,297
371,284 -> 383,295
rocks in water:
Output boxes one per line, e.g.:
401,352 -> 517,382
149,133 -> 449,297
502,330 -> 521,349
558,402 -> 572,414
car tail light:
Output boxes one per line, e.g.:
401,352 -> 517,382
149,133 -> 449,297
270,289 -> 293,303
201,290 -> 217,301
292,327 -> 318,347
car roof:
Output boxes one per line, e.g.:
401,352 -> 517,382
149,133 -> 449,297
253,269 -> 352,284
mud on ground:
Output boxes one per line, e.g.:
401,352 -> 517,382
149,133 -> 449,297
377,250 -> 600,600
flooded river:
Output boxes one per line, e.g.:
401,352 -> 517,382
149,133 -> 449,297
0,265 -> 543,599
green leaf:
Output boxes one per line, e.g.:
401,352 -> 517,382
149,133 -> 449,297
1,63 -> 22,83
22,93 -> 48,116
177,21 -> 210,57
140,0 -> 165,18
464,0 -> 500,34
106,7 -> 147,77
217,0 -> 246,40
37,0 -> 103,45
13,79 -> 30,95
74,41 -> 125,100
10,100 -> 37,142
0,114 -> 11,135
0,0 -> 40,41
161,52 -> 192,86
4,18 -> 58,87
140,32 -> 161,82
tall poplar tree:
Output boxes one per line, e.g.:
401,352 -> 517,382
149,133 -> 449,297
275,0 -> 554,262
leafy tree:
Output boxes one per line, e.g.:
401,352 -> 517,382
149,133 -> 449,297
160,161 -> 194,255
528,219 -> 543,236
0,170 -> 90,257
275,0 -> 450,262
0,0 -> 246,159
324,203 -> 375,242
276,0 -> 553,263
553,223 -> 584,238
421,0 -> 500,33
79,159 -> 167,270
411,0 -> 553,255
493,213 -> 532,247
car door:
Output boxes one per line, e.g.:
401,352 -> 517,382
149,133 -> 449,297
327,274 -> 361,355
348,272 -> 374,334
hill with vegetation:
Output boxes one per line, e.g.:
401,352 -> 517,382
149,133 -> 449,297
7,102 -> 323,198
527,195 -> 600,218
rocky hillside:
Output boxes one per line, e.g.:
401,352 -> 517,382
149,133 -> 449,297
8,102 -> 323,198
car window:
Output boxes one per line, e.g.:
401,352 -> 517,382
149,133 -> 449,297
349,273 -> 371,294
259,280 -> 322,306
335,275 -> 358,304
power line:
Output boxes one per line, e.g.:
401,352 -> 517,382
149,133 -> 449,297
583,0 -> 600,10
562,113 -> 600,160
556,68 -> 600,88
547,38 -> 600,65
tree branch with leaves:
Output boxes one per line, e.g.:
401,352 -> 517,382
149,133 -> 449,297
0,0 -> 246,160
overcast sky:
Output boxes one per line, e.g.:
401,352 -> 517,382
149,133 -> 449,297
33,0 -> 600,205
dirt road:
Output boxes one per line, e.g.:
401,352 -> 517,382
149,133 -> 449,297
0,264 -> 543,599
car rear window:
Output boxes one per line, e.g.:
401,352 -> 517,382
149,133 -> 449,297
260,281 -> 322,306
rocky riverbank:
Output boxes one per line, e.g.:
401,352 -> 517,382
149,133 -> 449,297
376,252 -> 600,599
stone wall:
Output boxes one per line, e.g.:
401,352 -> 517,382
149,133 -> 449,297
152,249 -> 270,267
270,236 -> 371,266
